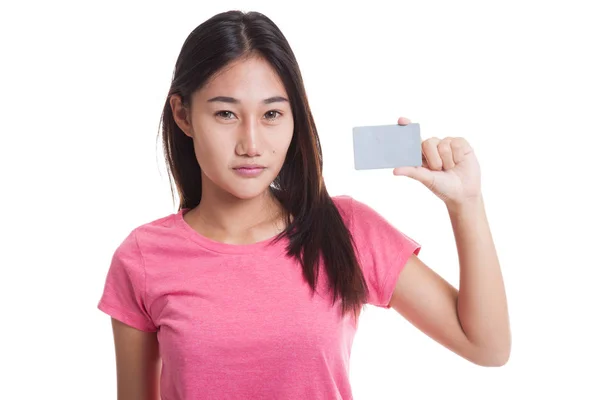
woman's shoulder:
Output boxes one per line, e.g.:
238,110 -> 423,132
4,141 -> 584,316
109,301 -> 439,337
331,194 -> 353,209
331,195 -> 407,235
114,210 -> 184,251
331,194 -> 374,220
330,194 -> 354,221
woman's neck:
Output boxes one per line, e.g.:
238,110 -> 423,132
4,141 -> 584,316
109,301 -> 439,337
186,188 -> 286,245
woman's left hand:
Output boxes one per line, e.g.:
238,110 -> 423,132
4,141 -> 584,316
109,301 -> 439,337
393,117 -> 482,209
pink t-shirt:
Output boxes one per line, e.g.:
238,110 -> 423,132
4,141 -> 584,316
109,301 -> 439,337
98,195 -> 420,399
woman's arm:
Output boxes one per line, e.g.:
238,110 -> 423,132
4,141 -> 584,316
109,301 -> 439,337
111,318 -> 161,399
389,195 -> 511,366
451,196 -> 511,363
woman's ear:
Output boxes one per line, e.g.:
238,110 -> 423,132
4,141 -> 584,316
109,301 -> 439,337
170,94 -> 193,138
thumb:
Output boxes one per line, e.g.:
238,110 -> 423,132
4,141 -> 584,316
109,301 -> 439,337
393,166 -> 433,186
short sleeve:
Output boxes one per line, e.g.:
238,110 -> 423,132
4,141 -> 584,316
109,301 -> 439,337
97,229 -> 157,332
349,197 -> 421,308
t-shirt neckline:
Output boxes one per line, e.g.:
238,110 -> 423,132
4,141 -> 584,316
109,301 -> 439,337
176,208 -> 288,255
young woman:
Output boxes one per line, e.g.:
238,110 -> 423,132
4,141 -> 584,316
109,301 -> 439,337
98,10 -> 511,400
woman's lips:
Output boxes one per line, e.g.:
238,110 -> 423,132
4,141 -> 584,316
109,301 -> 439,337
232,166 -> 265,177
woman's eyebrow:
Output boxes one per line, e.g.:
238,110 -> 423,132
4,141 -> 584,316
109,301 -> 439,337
207,96 -> 289,104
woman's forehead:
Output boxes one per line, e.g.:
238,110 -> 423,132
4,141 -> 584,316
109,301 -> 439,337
198,57 -> 287,100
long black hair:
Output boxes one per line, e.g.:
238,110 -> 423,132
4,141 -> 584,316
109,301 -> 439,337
159,10 -> 369,322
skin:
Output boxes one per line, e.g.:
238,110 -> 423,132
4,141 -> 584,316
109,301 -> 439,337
110,319 -> 160,399
390,119 -> 511,366
110,56 -> 510,399
173,54 -> 295,245
111,55 -> 295,399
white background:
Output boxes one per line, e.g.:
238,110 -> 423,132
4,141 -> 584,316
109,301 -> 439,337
1,0 -> 599,399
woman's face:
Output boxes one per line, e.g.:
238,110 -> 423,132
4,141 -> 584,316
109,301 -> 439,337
171,55 -> 294,200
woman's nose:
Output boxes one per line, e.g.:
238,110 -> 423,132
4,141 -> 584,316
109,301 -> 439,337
235,119 -> 261,157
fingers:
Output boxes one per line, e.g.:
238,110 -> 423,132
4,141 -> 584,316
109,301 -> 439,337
422,137 -> 442,170
393,166 -> 435,189
449,137 -> 472,164
395,117 -> 471,171
421,152 -> 429,169
422,136 -> 471,171
438,137 -> 455,169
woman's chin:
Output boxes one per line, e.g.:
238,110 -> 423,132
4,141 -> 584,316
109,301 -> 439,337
226,184 -> 272,201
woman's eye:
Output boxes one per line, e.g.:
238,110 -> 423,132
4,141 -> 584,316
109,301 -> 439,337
215,110 -> 281,121
264,110 -> 282,120
215,111 -> 235,119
